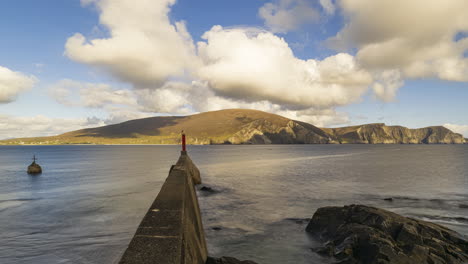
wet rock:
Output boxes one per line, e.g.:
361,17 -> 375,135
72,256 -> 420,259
206,256 -> 258,264
306,204 -> 468,264
383,197 -> 393,202
285,218 -> 311,224
199,185 -> 220,195
27,162 -> 42,175
200,186 -> 215,192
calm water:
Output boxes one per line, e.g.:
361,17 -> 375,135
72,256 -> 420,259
0,145 -> 467,264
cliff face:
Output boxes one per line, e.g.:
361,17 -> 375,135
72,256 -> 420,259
227,120 -> 332,144
324,123 -> 465,144
1,110 -> 464,145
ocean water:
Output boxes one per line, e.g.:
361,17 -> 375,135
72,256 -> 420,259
0,145 -> 467,264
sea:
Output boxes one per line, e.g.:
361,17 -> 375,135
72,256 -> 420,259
0,145 -> 467,264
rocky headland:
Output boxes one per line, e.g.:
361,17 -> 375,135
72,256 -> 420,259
306,205 -> 468,264
322,123 -> 465,144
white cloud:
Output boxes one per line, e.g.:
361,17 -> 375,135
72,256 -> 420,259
60,0 -> 416,130
259,0 -> 320,33
0,66 -> 37,103
331,0 -> 468,83
101,107 -> 153,125
319,0 -> 335,15
0,115 -> 105,140
371,69 -> 404,102
444,124 -> 468,137
65,0 -> 199,86
136,84 -> 192,114
156,81 -> 351,127
198,26 -> 372,109
49,79 -> 137,108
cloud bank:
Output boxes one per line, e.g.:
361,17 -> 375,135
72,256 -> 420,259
0,114 -> 104,139
0,66 -> 37,103
63,0 -> 378,126
60,0 -> 468,130
331,0 -> 468,82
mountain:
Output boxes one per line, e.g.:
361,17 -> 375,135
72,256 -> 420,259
0,109 -> 465,145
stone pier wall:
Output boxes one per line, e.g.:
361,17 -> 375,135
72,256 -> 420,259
119,151 -> 208,264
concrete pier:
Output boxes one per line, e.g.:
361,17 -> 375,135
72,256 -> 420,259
119,151 -> 207,264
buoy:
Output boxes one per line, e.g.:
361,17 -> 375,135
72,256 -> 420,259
27,155 -> 42,175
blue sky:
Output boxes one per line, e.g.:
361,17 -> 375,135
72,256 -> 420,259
0,0 -> 467,139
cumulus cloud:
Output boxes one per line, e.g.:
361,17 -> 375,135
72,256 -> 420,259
148,81 -> 351,127
198,26 -> 372,109
371,69 -> 404,102
101,107 -> 153,124
135,82 -> 193,114
61,0 -> 385,128
319,0 -> 335,15
0,66 -> 37,103
65,0 -> 198,86
444,124 -> 468,137
0,115 -> 105,140
331,0 -> 468,83
259,0 -> 320,33
49,79 -> 137,108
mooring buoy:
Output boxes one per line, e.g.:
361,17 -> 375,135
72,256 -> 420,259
27,155 -> 42,175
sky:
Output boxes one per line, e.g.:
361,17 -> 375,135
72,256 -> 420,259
0,0 -> 468,139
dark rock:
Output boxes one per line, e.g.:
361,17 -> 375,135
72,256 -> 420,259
306,204 -> 468,264
27,162 -> 42,175
206,256 -> 258,264
199,185 -> 221,196
383,198 -> 393,202
458,204 -> 468,209
212,226 -> 222,231
285,218 -> 311,224
200,186 -> 215,192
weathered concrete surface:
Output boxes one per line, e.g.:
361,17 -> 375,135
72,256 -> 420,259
306,204 -> 468,264
175,150 -> 201,185
119,151 -> 207,264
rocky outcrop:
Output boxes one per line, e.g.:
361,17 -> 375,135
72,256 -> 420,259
206,256 -> 258,264
306,205 -> 468,264
324,123 -> 465,144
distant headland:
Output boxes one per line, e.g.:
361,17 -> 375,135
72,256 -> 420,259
0,109 -> 466,145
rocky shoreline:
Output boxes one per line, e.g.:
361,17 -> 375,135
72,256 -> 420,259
210,204 -> 468,264
306,205 -> 468,264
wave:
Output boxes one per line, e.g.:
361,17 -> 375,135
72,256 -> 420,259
416,215 -> 468,226
0,198 -> 38,204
